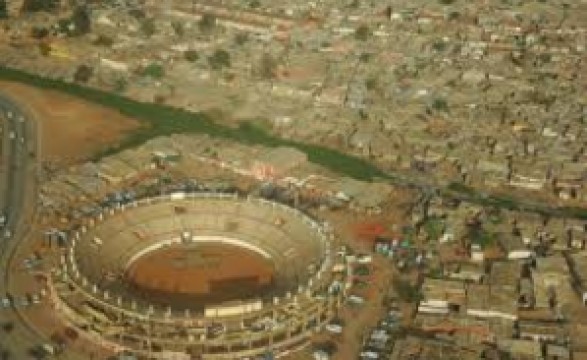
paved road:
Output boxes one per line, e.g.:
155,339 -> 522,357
0,93 -> 46,359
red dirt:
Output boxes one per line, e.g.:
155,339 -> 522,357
0,81 -> 141,166
126,243 -> 275,308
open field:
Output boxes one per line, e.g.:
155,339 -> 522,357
0,80 -> 140,165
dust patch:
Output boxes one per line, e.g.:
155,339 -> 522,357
0,81 -> 142,166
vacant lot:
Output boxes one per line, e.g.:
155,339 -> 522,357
0,81 -> 141,166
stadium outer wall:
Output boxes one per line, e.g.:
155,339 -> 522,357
48,192 -> 348,359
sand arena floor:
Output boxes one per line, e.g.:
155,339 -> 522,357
125,242 -> 275,308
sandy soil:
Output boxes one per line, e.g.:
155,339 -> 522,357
126,243 -> 275,308
0,81 -> 141,166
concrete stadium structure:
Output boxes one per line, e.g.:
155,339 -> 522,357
50,193 -> 345,359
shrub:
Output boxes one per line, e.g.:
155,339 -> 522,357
141,63 -> 164,79
199,13 -> 216,32
393,278 -> 421,302
70,5 -> 91,36
93,34 -> 114,47
355,25 -> 370,41
183,50 -> 199,62
0,0 -> 7,18
30,27 -> 49,39
21,0 -> 59,13
208,49 -> 231,70
73,65 -> 93,83
140,18 -> 156,37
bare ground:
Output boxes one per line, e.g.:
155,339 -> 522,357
0,81 -> 141,166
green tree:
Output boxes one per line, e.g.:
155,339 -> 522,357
258,53 -> 278,79
140,18 -> 156,38
208,49 -> 231,70
113,77 -> 127,93
355,25 -> 371,41
38,42 -> 51,56
432,40 -> 447,52
365,77 -> 378,91
92,34 -> 114,47
141,63 -> 164,79
199,13 -> 216,32
73,65 -> 93,83
21,0 -> 59,13
70,5 -> 91,36
183,50 -> 199,62
30,27 -> 49,39
431,97 -> 449,112
171,21 -> 184,37
234,32 -> 248,46
1,322 -> 14,333
359,52 -> 371,62
248,0 -> 260,9
0,0 -> 8,19
393,278 -> 421,302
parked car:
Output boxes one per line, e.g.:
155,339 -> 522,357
356,254 -> 373,264
359,350 -> 380,359
325,323 -> 343,334
347,295 -> 365,305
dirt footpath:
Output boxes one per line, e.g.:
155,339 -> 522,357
0,81 -> 141,166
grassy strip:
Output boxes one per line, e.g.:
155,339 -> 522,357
0,66 -> 385,181
447,182 -> 587,220
2,66 -> 587,219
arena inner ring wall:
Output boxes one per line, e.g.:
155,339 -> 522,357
50,192 -> 346,359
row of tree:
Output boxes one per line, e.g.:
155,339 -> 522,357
21,0 -> 59,13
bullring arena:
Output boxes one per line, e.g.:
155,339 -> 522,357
49,192 -> 345,359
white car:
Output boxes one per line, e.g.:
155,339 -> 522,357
1,297 -> 11,308
347,295 -> 365,305
325,323 -> 343,334
360,351 -> 380,359
356,254 -> 373,264
32,294 -> 41,304
3,229 -> 11,239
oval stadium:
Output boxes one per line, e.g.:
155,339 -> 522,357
49,192 -> 344,359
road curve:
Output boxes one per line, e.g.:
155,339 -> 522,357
0,93 -> 46,359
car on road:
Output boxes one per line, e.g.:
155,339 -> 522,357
3,229 -> 11,239
1,297 -> 11,308
8,131 -> 15,140
23,258 -> 34,269
31,293 -> 41,305
0,214 -> 5,228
